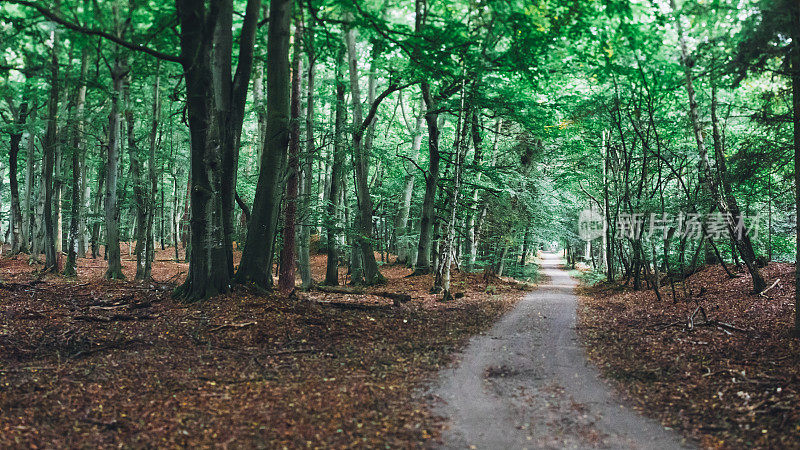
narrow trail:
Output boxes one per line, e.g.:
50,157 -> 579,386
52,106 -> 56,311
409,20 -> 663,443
430,253 -> 692,449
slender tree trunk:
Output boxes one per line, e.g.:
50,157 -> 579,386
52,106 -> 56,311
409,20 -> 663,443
435,104 -> 467,300
279,16 -> 303,293
396,93 -> 423,265
414,82 -> 441,274
8,102 -> 29,254
464,110 -> 485,270
298,26 -> 315,289
496,243 -> 509,277
172,170 -> 181,261
143,61 -> 161,280
396,174 -> 415,263
253,62 -> 267,171
344,22 -> 385,285
325,48 -> 346,286
23,105 -> 36,254
105,54 -> 126,280
64,47 -> 88,276
125,71 -> 149,280
91,155 -> 105,259
42,25 -> 60,271
471,120 -> 500,268
78,150 -> 89,256
603,130 -> 615,281
671,0 -> 765,292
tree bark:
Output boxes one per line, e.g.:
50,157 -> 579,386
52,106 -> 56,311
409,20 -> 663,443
395,92 -> 423,265
325,47 -> 346,286
143,61 -> 161,280
105,53 -> 126,280
91,153 -> 105,259
299,27 -> 316,289
344,22 -> 385,285
413,82 -> 441,274
278,16 -> 303,293
464,110 -> 485,270
125,70 -> 149,280
170,0 -> 261,300
64,47 -> 88,276
236,0 -> 291,291
42,25 -> 60,272
791,3 -> 800,334
22,103 -> 36,255
8,102 -> 29,254
435,100 -> 468,300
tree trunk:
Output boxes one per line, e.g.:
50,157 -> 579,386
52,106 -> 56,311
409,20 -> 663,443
344,22 -> 385,285
236,0 -> 291,291
791,3 -> 800,334
253,61 -> 267,171
414,82 -> 441,274
395,93 -> 423,265
279,16 -> 303,293
143,61 -> 161,280
22,104 -> 36,255
325,47 -> 346,286
42,25 -> 60,272
172,170 -> 182,261
496,243 -> 509,277
8,102 -> 29,254
435,102 -> 468,301
671,0 -> 766,292
603,130 -> 615,281
464,111 -> 485,270
395,174 -> 415,264
298,24 -> 315,289
78,149 -> 90,256
91,154 -> 105,259
125,71 -> 149,280
105,55 -> 126,280
170,0 -> 261,300
64,47 -> 88,276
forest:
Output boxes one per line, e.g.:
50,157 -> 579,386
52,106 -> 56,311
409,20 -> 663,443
1,0 -> 799,447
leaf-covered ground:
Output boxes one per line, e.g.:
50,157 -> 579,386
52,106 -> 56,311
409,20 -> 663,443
577,262 -> 800,449
0,248 -> 528,447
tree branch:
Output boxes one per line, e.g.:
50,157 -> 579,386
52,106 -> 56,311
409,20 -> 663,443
8,0 -> 182,63
355,81 -> 415,142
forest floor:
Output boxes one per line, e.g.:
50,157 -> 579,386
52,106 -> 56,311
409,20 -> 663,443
578,261 -> 800,449
0,246 -> 530,448
431,252 -> 690,449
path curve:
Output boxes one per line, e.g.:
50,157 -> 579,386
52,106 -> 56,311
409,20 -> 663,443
430,253 -> 692,449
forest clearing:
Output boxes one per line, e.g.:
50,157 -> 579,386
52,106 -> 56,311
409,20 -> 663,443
1,0 -> 800,448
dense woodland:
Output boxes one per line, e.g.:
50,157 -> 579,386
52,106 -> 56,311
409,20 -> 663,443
3,0 -> 800,447
0,0 -> 798,309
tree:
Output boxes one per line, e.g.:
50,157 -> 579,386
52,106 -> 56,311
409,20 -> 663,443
236,0 -> 291,292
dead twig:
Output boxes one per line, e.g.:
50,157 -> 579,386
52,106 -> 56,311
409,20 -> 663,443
208,321 -> 258,332
759,278 -> 780,298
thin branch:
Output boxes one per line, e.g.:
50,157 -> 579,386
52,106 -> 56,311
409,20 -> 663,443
8,0 -> 182,63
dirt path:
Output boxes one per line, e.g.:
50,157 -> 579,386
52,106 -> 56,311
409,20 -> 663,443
430,253 -> 692,449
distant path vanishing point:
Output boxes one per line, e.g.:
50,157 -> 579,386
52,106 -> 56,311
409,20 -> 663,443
430,252 -> 693,449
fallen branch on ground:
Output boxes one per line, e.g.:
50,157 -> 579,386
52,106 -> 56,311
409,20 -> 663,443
759,279 -> 780,298
209,321 -> 258,332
